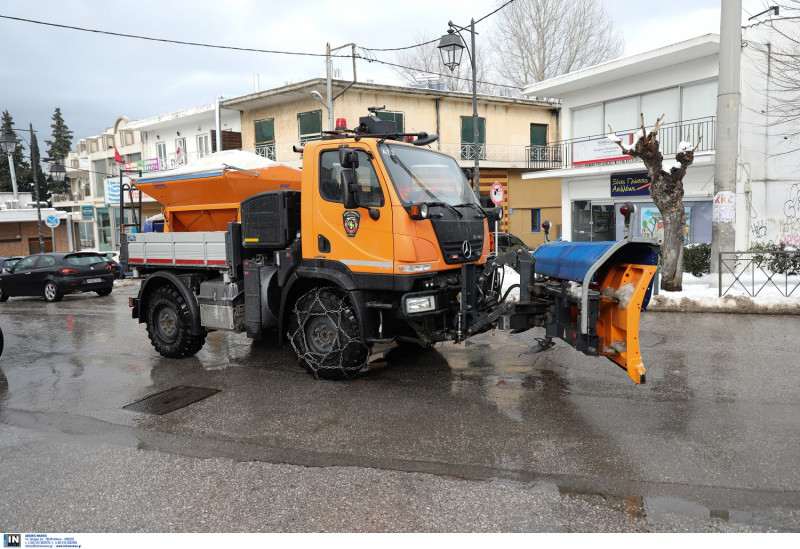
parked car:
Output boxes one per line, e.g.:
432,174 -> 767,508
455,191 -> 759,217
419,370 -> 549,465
0,252 -> 114,302
0,256 -> 23,274
495,232 -> 534,254
100,251 -> 125,279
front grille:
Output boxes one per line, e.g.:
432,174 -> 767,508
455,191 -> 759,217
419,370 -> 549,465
441,237 -> 483,264
431,218 -> 484,265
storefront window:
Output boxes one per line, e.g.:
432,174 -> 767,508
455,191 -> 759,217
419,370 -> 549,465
572,201 -> 616,242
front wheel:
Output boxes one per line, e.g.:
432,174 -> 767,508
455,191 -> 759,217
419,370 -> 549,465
145,285 -> 206,358
287,287 -> 369,380
43,281 -> 63,302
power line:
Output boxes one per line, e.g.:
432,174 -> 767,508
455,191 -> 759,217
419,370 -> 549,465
0,14 -> 353,59
356,53 -> 522,92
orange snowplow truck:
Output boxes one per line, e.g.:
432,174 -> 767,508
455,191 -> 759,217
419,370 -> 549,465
124,107 -> 659,383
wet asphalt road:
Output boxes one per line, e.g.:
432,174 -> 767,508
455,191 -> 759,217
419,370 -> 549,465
0,280 -> 798,532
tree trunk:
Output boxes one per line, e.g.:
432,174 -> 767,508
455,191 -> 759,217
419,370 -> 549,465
659,205 -> 686,291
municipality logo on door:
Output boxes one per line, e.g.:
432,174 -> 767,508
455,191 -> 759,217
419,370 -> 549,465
3,534 -> 21,548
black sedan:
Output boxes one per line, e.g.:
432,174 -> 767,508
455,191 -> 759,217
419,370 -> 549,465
0,252 -> 114,302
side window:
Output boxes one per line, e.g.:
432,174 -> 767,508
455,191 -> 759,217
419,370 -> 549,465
38,256 -> 56,268
319,149 -> 385,207
14,256 -> 37,270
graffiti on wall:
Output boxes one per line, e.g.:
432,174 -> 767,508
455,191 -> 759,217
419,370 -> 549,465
750,184 -> 800,246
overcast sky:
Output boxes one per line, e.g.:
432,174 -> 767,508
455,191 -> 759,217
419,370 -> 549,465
0,0 -> 777,153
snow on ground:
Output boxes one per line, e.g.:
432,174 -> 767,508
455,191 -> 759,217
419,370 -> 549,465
500,267 -> 800,314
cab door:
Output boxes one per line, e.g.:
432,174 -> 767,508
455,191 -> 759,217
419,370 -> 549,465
310,147 -> 394,275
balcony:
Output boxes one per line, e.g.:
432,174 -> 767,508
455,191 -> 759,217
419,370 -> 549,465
526,116 -> 716,170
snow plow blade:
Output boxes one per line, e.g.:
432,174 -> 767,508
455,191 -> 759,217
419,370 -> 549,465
532,239 -> 659,384
595,262 -> 659,383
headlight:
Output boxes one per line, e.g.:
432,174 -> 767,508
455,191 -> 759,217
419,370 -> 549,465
398,263 -> 431,273
404,295 -> 436,314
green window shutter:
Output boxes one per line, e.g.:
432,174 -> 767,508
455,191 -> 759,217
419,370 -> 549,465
255,119 -> 275,144
298,110 -> 323,142
460,116 -> 486,143
530,124 -> 547,147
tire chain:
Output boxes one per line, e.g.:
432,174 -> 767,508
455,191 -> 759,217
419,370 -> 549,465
287,288 -> 369,379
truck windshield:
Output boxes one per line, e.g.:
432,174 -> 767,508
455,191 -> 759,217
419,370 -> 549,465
379,143 -> 479,207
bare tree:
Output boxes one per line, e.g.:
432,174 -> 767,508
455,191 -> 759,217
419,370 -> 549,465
609,115 -> 702,292
491,0 -> 624,87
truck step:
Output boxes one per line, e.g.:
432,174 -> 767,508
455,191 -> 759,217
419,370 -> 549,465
366,337 -> 395,344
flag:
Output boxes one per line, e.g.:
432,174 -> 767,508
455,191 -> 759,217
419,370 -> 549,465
114,146 -> 122,163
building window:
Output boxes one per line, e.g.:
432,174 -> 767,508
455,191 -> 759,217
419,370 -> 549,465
460,116 -> 486,160
571,80 -> 718,139
255,118 -> 276,160
197,134 -> 210,158
298,110 -> 322,145
529,124 -> 548,162
156,142 -> 167,168
530,209 -> 541,232
174,138 -> 186,166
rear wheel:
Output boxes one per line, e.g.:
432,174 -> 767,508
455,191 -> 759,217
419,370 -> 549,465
43,281 -> 63,302
96,288 -> 112,297
0,286 -> 8,302
287,287 -> 369,380
146,285 -> 206,358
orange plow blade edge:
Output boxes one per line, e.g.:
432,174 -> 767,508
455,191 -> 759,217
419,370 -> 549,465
595,263 -> 659,384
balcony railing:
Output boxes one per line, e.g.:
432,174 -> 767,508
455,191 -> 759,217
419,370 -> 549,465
526,116 -> 716,170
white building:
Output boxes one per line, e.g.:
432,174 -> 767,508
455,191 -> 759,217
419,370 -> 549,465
58,104 -> 242,252
521,15 -> 799,251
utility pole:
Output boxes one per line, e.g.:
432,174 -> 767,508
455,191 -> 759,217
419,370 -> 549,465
711,0 -> 741,273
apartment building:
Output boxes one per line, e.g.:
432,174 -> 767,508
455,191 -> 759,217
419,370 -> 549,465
521,16 -> 799,251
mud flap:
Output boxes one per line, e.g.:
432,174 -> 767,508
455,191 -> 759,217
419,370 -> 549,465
595,263 -> 658,384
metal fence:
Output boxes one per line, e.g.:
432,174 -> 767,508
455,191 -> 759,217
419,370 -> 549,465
526,116 -> 716,170
718,250 -> 800,297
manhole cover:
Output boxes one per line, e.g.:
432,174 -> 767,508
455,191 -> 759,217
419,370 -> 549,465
123,386 -> 220,415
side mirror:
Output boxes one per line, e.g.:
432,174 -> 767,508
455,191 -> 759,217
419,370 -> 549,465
340,170 -> 359,210
339,148 -> 359,169
413,133 -> 439,147
488,207 -> 503,221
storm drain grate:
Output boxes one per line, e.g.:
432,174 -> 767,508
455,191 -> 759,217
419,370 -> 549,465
123,386 -> 220,415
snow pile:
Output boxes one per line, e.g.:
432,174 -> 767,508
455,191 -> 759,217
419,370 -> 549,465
678,141 -> 693,153
648,273 -> 800,314
607,133 -> 622,144
138,149 -> 288,180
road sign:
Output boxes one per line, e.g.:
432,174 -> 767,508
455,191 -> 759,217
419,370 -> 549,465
490,181 -> 504,206
45,215 -> 60,228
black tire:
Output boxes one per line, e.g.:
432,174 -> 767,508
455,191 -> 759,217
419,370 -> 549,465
145,285 -> 206,358
43,281 -> 63,302
96,288 -> 112,297
0,286 -> 8,302
287,287 -> 369,380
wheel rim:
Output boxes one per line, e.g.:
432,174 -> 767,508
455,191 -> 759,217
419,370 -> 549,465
304,315 -> 338,354
44,283 -> 56,301
156,305 -> 179,343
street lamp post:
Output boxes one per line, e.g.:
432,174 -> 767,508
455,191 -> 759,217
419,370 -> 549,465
0,124 -> 47,252
0,131 -> 20,204
438,19 -> 480,195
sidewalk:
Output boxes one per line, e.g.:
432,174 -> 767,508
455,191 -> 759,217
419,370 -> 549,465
647,273 -> 800,314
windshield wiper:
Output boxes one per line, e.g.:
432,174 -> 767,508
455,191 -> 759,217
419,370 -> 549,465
454,203 -> 486,218
425,201 -> 463,218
